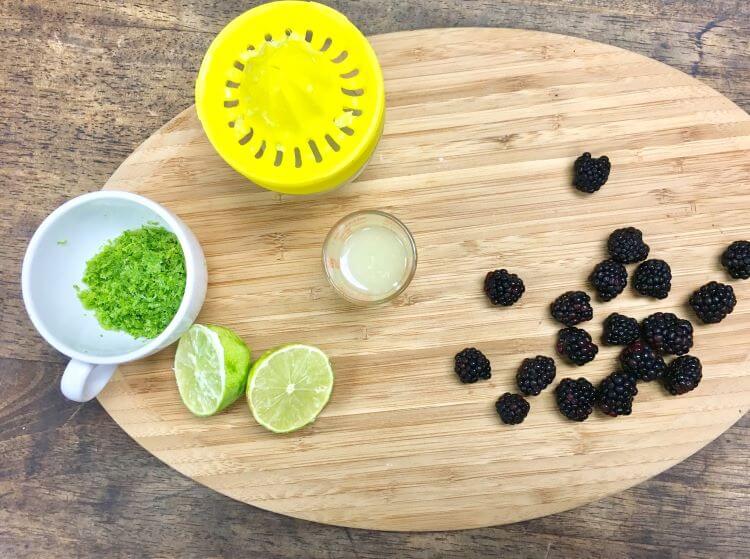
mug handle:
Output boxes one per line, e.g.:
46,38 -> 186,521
60,360 -> 118,402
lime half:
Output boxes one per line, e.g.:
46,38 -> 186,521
247,344 -> 334,433
174,324 -> 252,417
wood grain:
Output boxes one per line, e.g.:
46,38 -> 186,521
93,27 -> 750,531
2,1 -> 750,556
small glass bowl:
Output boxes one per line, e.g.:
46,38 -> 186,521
322,210 -> 417,305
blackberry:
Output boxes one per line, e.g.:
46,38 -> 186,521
619,340 -> 666,381
495,393 -> 530,425
555,378 -> 597,421
633,259 -> 672,299
484,269 -> 525,306
516,356 -> 556,396
662,355 -> 702,395
607,227 -> 650,264
641,312 -> 693,356
689,281 -> 737,324
556,327 -> 598,366
597,371 -> 638,417
589,259 -> 628,301
721,240 -> 750,279
454,348 -> 491,383
551,291 -> 593,326
573,152 -> 611,193
602,313 -> 640,346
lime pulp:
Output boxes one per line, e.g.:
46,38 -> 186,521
246,344 -> 334,433
174,324 -> 251,417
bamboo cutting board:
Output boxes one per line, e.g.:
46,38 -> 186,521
98,28 -> 750,531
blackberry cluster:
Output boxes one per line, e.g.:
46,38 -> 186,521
589,259 -> 628,301
453,149 -> 741,425
555,377 -> 597,421
516,356 -> 556,396
573,152 -> 611,193
619,340 -> 665,381
551,291 -> 593,326
597,371 -> 638,417
495,393 -> 530,425
689,281 -> 737,324
721,240 -> 750,280
633,259 -> 672,299
484,269 -> 525,306
602,313 -> 640,346
454,348 -> 491,383
556,327 -> 598,366
641,312 -> 693,356
607,227 -> 650,264
662,355 -> 702,395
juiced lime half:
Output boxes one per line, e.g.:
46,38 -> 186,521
247,344 -> 334,433
174,324 -> 251,417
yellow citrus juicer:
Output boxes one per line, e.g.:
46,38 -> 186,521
195,1 -> 385,195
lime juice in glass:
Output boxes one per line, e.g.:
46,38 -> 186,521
323,210 -> 417,305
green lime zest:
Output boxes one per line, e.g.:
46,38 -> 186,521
76,224 -> 186,339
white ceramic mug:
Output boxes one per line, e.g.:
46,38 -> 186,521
22,191 -> 208,402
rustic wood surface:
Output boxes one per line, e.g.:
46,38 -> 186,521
96,26 -> 750,531
1,0 -> 749,556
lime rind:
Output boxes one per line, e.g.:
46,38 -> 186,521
206,324 -> 252,407
174,324 -> 251,417
247,344 -> 334,433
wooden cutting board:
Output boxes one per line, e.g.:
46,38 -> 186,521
97,28 -> 750,531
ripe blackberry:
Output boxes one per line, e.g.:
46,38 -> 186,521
589,259 -> 628,301
602,313 -> 640,346
556,327 -> 598,366
495,393 -> 530,425
573,152 -> 611,193
484,269 -> 525,306
662,355 -> 702,395
555,377 -> 597,421
551,291 -> 593,326
689,281 -> 737,324
516,356 -> 556,396
607,227 -> 650,264
597,371 -> 638,417
454,348 -> 491,383
721,240 -> 750,279
633,259 -> 672,299
619,340 -> 666,381
641,312 -> 693,356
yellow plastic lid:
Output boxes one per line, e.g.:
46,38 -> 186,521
195,1 -> 385,195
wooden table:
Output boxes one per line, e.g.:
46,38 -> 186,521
1,1 -> 748,556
